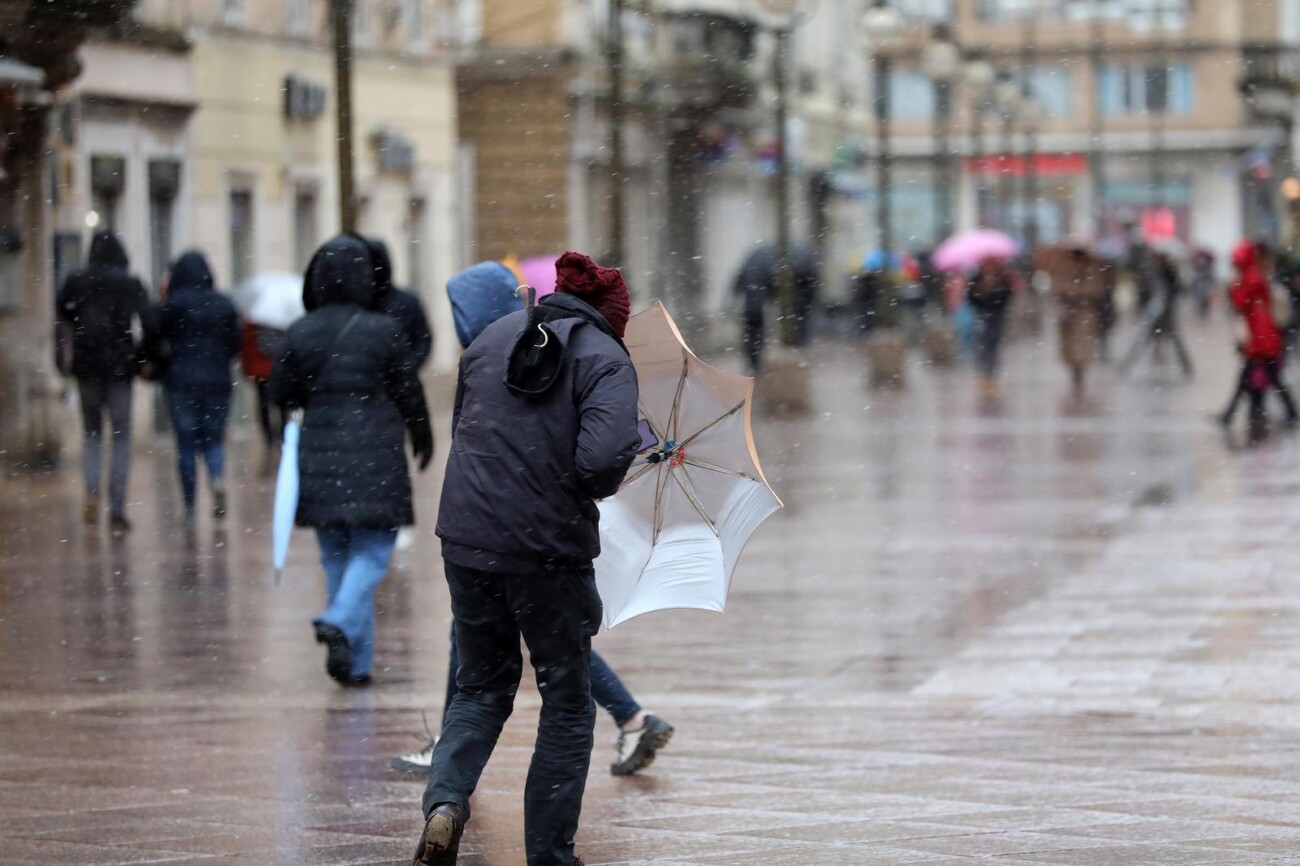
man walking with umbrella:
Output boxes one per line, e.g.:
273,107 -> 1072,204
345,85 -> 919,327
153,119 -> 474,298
413,251 -> 640,866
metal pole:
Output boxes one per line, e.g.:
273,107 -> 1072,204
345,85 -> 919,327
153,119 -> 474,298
331,0 -> 356,233
774,25 -> 796,346
1152,1 -> 1167,211
1021,10 -> 1039,249
972,98 -> 986,225
607,0 -> 626,267
875,53 -> 893,261
1089,0 -> 1106,236
936,78 -> 953,239
999,111 -> 1013,233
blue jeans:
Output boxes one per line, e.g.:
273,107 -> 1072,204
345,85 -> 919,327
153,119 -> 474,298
166,386 -> 232,508
314,527 -> 398,678
445,624 -> 640,728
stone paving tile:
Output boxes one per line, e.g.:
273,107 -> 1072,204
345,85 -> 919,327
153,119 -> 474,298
6,327 -> 1300,863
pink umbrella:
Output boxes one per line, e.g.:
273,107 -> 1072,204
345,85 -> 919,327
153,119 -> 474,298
518,254 -> 560,299
933,229 -> 1019,273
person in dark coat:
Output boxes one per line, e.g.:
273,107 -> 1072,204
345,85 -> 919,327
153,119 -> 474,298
967,256 -> 1015,398
269,234 -> 433,686
367,237 -> 433,369
414,251 -> 639,866
56,230 -> 157,532
157,252 -> 241,519
391,260 -> 673,783
733,241 -> 818,374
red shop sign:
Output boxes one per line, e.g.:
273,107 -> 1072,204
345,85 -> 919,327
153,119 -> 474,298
963,153 -> 1088,176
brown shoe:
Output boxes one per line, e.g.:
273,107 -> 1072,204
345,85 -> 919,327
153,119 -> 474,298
412,803 -> 465,865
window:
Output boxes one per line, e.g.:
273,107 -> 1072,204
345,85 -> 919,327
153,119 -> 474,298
220,0 -> 246,25
887,70 -> 935,122
978,0 -> 1188,23
293,187 -> 318,271
286,0 -> 312,36
1099,63 -> 1194,116
1019,66 -> 1074,118
148,160 -> 182,292
404,0 -> 424,43
229,189 -> 254,286
89,155 -> 126,232
893,0 -> 954,19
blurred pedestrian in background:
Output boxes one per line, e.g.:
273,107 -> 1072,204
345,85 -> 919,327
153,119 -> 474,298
1040,242 -> 1115,396
156,251 -> 240,521
733,241 -> 818,374
414,251 -> 639,866
1190,247 -> 1217,320
367,237 -> 433,369
269,234 -> 433,686
56,229 -> 157,533
967,256 -> 1015,398
1218,240 -> 1297,439
242,320 -> 288,467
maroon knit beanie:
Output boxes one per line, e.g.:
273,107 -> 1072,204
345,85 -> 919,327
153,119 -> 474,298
554,251 -> 631,337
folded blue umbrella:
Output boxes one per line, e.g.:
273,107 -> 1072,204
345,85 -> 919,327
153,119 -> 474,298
273,413 -> 302,583
447,261 -> 522,349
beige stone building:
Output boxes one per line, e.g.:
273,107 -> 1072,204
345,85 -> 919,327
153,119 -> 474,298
58,0 -> 463,372
857,0 -> 1300,268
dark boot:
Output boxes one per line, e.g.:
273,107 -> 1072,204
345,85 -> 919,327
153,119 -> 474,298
412,802 -> 465,866
313,622 -> 352,684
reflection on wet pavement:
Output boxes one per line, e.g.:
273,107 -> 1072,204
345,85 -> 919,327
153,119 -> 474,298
2,318 -> 1299,864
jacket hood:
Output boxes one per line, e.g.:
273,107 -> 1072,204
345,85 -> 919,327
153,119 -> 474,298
88,230 -> 129,271
303,234 -> 377,311
366,237 -> 394,295
1233,241 -> 1258,273
505,293 -> 628,398
168,251 -> 215,293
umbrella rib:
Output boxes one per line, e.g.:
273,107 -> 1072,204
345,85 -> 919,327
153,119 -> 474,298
670,467 -> 719,537
619,461 -> 658,491
683,456 -> 755,481
651,463 -> 668,545
666,353 -> 688,442
679,400 -> 746,450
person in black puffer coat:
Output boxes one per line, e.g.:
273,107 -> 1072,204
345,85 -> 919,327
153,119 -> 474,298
269,234 -> 433,686
366,237 -> 433,369
157,251 -> 241,520
56,230 -> 157,532
416,251 -> 639,866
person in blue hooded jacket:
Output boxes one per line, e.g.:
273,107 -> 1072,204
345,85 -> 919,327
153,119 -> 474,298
157,251 -> 241,520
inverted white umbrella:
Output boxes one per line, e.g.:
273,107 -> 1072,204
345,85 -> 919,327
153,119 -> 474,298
595,302 -> 782,627
236,272 -> 305,331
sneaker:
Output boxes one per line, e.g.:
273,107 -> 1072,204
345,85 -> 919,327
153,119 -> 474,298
313,622 -> 352,684
611,714 -> 674,776
83,497 -> 99,526
109,514 -> 132,535
412,802 -> 464,866
212,488 -> 227,520
392,737 -> 438,776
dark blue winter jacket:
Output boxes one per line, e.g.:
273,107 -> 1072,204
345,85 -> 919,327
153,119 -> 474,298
437,292 -> 641,573
158,252 -> 241,392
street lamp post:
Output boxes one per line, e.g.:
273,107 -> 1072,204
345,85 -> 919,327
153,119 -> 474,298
330,0 -> 356,233
606,0 -> 626,268
994,73 -> 1022,234
863,1 -> 904,276
1089,0 -> 1108,236
923,26 -> 962,241
1019,5 -> 1040,250
966,58 -> 996,227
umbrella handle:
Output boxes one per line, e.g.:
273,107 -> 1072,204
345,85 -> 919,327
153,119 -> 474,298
517,284 -> 536,309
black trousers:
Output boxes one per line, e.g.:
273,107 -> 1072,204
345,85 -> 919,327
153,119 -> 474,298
423,560 -> 601,866
1223,357 -> 1300,424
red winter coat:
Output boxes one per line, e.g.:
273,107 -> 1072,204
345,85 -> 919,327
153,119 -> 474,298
1230,242 -> 1283,360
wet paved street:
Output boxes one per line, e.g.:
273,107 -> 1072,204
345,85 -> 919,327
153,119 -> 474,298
3,314 -> 1300,864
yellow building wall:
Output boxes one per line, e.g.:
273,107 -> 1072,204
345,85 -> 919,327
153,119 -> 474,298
188,33 -> 462,369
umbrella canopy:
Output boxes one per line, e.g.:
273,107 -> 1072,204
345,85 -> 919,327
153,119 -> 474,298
594,302 -> 782,627
272,414 -> 303,582
237,272 -> 306,331
933,229 -> 1019,273
518,254 -> 561,299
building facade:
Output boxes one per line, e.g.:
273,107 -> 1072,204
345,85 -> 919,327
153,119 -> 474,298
57,0 -> 462,374
869,0 -> 1300,270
